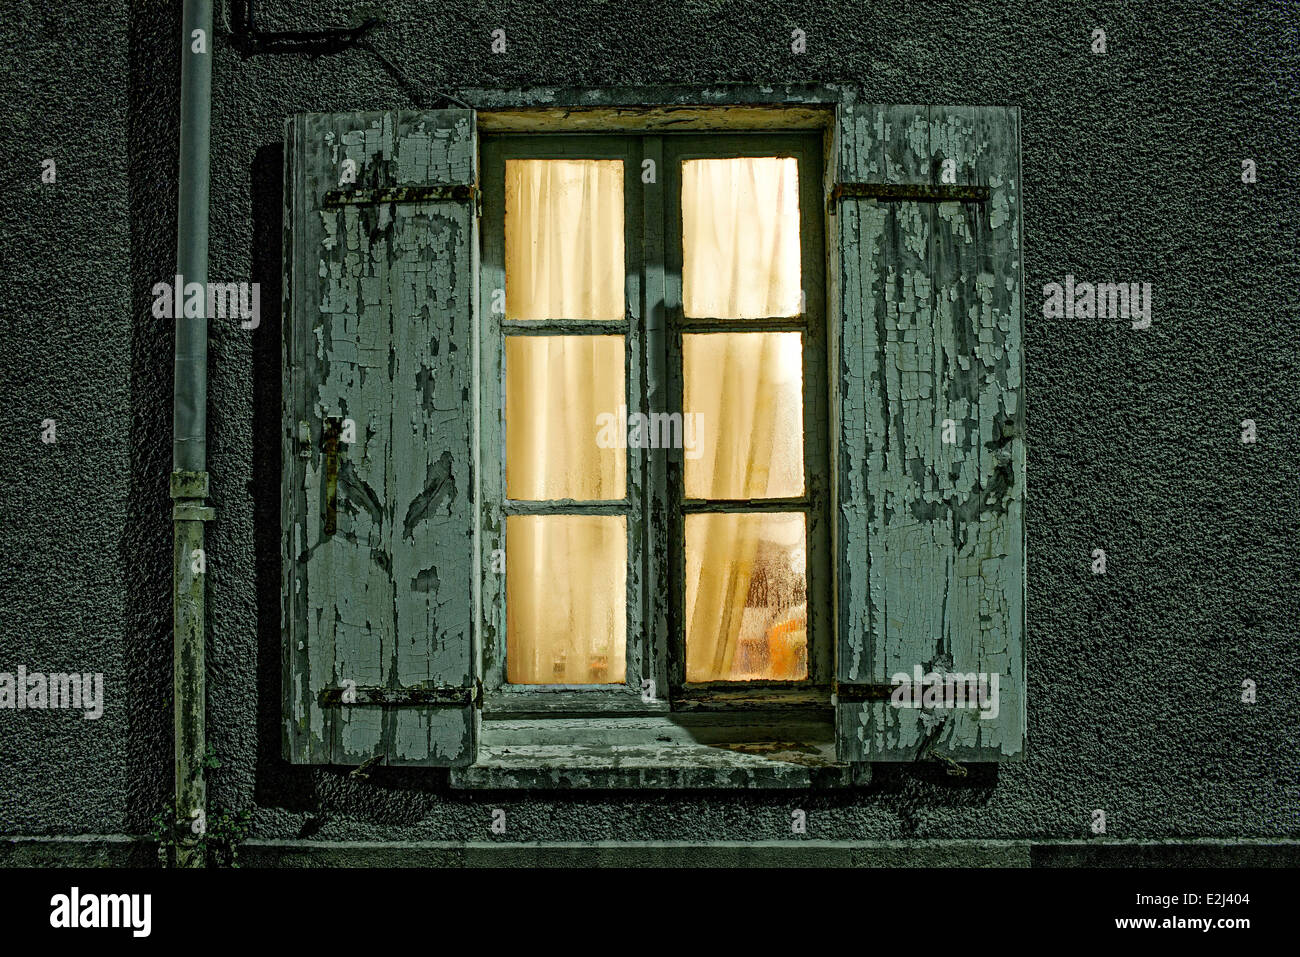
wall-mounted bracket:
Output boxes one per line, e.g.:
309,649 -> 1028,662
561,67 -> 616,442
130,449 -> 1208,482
322,185 -> 477,208
828,182 -> 990,212
318,681 -> 482,708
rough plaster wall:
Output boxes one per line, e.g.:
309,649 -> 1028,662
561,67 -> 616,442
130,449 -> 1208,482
2,0 -> 1297,843
0,1 -> 144,834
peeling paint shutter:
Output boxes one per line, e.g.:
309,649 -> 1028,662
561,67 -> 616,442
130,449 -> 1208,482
282,111 -> 478,766
832,102 -> 1025,762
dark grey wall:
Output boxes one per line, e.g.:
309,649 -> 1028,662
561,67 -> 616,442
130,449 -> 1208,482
2,0 -> 1297,847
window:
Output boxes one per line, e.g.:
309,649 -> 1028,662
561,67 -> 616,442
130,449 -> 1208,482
479,133 -> 829,714
281,95 -> 1026,778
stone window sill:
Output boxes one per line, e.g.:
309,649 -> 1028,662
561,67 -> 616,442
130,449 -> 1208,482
450,713 -> 868,789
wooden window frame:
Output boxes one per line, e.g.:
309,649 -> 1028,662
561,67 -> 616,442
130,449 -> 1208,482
478,124 -> 831,719
479,134 -> 654,715
661,133 -> 831,710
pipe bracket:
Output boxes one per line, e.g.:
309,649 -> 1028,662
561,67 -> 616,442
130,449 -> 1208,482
173,504 -> 216,521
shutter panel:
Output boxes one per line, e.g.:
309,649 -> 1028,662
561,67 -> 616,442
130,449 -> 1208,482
282,110 -> 478,766
833,102 -> 1025,762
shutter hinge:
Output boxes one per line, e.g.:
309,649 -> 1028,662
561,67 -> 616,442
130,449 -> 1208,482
828,182 -> 990,213
321,184 -> 477,208
322,416 -> 341,536
318,683 -> 480,707
925,746 -> 969,778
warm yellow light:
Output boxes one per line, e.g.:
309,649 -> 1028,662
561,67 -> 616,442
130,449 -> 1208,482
681,156 -> 802,319
505,159 -> 625,321
506,515 -> 627,685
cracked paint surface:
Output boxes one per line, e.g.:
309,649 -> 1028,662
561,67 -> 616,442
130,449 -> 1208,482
835,102 -> 1025,761
283,111 -> 478,767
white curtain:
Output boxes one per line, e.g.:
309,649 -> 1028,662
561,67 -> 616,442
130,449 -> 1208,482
502,156 -> 807,685
505,158 -> 624,321
681,157 -> 806,681
504,160 -> 627,684
682,157 -> 802,319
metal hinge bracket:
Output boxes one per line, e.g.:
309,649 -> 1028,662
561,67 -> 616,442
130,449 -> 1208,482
322,184 -> 477,208
828,182 -> 990,212
318,681 -> 482,708
833,683 -> 896,704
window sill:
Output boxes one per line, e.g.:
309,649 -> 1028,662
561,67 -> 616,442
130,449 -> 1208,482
449,713 -> 868,789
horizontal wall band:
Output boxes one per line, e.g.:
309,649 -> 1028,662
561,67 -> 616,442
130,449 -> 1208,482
6,836 -> 1299,868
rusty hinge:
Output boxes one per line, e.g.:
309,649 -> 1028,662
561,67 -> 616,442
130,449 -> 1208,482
318,681 -> 482,708
829,182 -> 990,212
925,746 -> 969,778
322,184 -> 477,208
322,416 -> 341,535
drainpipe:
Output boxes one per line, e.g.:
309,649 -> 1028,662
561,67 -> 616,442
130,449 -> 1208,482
172,0 -> 214,868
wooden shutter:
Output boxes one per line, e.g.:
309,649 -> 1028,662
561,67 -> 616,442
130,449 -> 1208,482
832,102 -> 1025,762
282,110 -> 479,766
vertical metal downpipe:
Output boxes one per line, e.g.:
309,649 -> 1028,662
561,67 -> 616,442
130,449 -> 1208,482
172,0 -> 214,868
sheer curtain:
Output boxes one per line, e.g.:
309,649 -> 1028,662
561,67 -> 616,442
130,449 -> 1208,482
505,158 -> 623,321
502,155 -> 807,685
505,159 -> 627,684
680,157 -> 806,682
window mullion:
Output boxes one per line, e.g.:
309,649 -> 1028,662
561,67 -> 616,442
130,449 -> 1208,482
641,134 -> 672,705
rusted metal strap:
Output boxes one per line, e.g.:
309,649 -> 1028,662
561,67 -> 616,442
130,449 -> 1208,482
322,416 -> 340,535
834,683 -> 896,703
318,684 -> 482,707
322,184 -> 477,207
829,182 -> 990,210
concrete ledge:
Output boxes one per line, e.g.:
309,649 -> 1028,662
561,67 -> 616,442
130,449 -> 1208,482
5,836 -> 1298,868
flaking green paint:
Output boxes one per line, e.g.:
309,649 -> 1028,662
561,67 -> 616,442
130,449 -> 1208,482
834,101 -> 1026,762
282,110 -> 479,767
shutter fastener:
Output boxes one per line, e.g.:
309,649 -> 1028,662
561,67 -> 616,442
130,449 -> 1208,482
321,184 -> 477,208
828,182 -> 990,212
833,683 -> 896,704
318,683 -> 482,708
322,416 -> 341,535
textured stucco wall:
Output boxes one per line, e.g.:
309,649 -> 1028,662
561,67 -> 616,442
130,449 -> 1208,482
1,0 -> 1297,847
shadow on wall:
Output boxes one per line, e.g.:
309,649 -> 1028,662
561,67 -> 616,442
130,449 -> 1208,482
250,141 -> 321,814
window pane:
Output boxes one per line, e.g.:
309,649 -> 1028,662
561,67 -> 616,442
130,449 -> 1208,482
506,335 -> 626,501
507,515 -> 627,684
683,332 -> 804,499
505,159 -> 624,320
685,512 -> 807,682
681,157 -> 801,319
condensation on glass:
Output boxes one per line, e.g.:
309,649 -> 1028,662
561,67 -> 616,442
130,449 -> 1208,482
506,515 -> 627,685
680,156 -> 808,683
685,512 -> 807,683
504,158 -> 628,686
